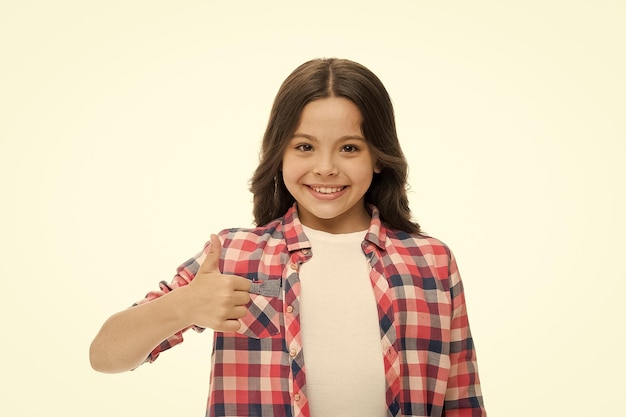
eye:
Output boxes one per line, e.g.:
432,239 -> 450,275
295,143 -> 313,152
341,144 -> 359,153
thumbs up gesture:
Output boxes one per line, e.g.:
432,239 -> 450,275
182,234 -> 252,332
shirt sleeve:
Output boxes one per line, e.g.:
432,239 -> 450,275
131,242 -> 211,364
444,250 -> 487,416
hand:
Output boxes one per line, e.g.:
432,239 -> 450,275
182,234 -> 251,332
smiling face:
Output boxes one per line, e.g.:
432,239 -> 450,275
281,97 -> 380,233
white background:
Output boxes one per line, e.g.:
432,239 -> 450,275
1,1 -> 624,415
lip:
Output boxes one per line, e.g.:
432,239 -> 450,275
305,184 -> 348,200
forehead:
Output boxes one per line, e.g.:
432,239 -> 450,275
295,97 -> 363,133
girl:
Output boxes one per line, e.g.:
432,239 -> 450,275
90,58 -> 486,417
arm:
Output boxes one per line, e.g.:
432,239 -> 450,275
89,235 -> 251,374
444,251 -> 487,416
89,285 -> 194,373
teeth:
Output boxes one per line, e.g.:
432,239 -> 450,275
312,186 -> 344,194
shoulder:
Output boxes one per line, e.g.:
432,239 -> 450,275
384,228 -> 454,270
386,228 -> 451,255
216,217 -> 286,253
214,218 -> 290,275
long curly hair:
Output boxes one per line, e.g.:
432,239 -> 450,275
249,58 -> 420,234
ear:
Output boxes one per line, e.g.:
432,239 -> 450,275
374,162 -> 382,174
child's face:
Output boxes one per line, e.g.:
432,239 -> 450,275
282,97 -> 380,234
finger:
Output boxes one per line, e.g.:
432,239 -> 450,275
198,234 -> 222,273
227,305 -> 248,319
231,276 -> 252,292
219,319 -> 242,333
231,290 -> 252,306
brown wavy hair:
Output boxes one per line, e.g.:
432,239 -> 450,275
249,58 -> 420,234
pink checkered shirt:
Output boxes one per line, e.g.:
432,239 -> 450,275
136,204 -> 486,416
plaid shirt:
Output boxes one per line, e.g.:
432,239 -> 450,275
137,204 -> 486,417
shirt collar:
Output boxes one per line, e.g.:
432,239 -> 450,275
281,203 -> 388,252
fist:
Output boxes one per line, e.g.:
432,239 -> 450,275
184,234 -> 251,332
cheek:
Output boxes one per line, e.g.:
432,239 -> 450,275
354,165 -> 377,182
281,156 -> 302,184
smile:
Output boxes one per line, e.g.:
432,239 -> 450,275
309,186 -> 346,194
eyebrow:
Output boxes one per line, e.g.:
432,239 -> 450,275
291,133 -> 366,142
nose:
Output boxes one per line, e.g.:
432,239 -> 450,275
312,153 -> 338,176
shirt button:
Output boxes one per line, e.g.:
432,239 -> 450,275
290,263 -> 297,270
301,249 -> 310,256
294,393 -> 301,402
290,349 -> 297,357
286,305 -> 294,313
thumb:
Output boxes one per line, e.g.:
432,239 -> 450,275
199,234 -> 222,273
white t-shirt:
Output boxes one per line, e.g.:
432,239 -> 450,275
299,226 -> 386,417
